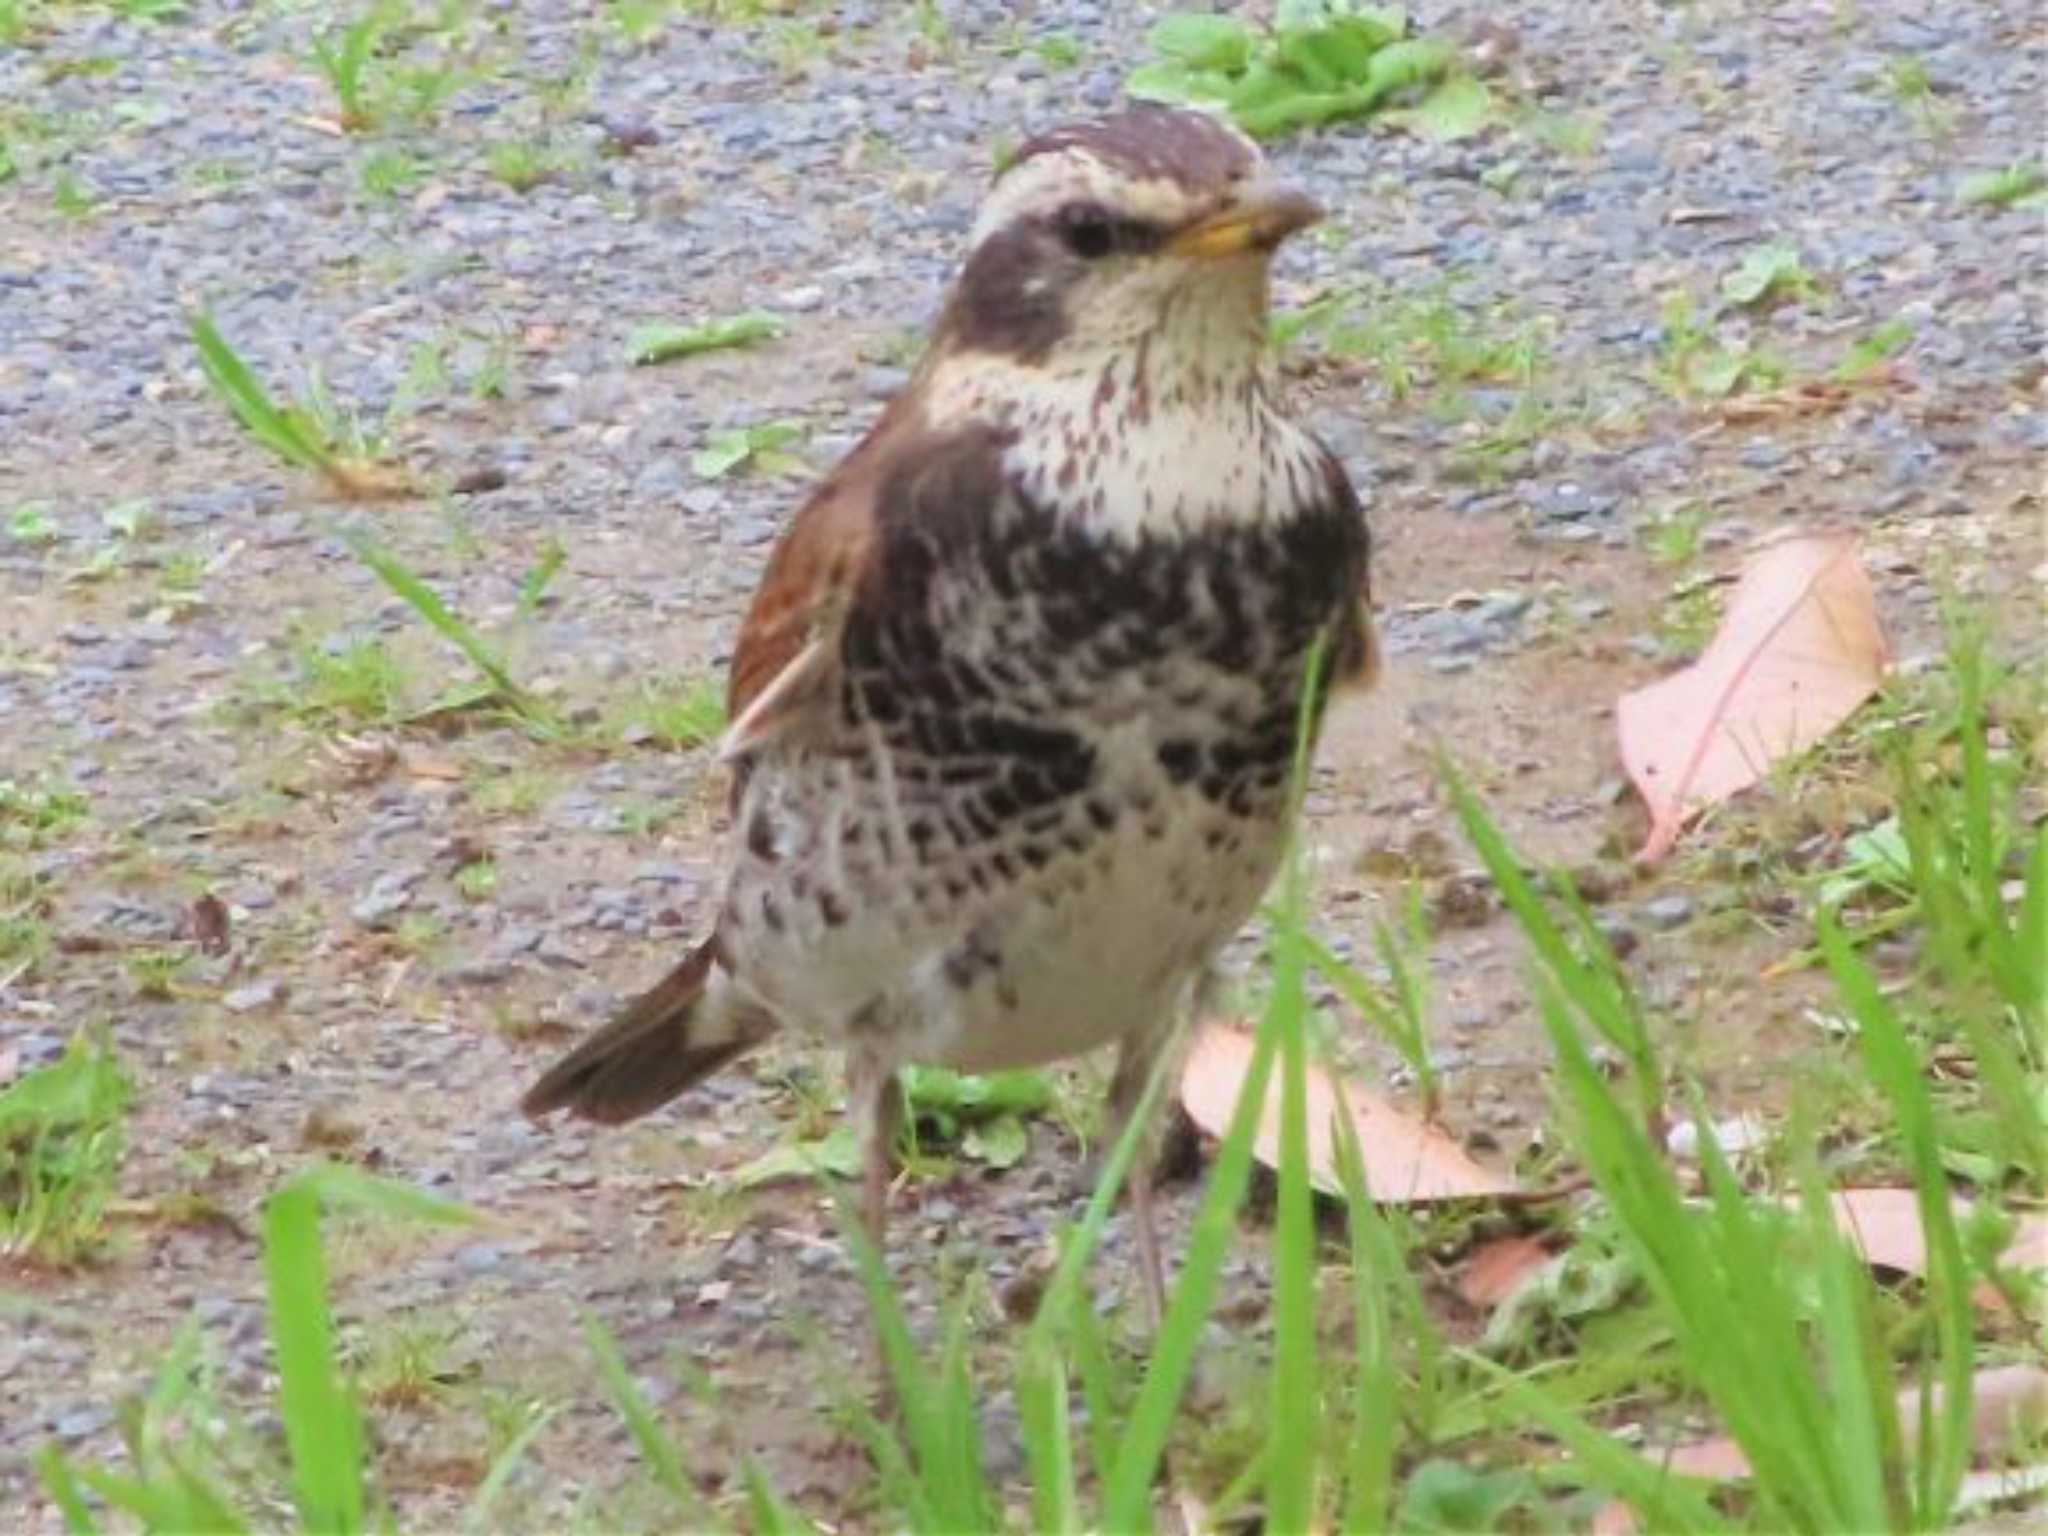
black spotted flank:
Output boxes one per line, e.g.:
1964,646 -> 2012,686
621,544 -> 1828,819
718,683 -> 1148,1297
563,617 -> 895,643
1156,738 -> 1200,784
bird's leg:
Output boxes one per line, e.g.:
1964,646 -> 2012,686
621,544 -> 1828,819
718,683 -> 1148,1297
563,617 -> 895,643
1128,1154 -> 1168,1331
1107,1031 -> 1171,1330
855,1056 -> 902,1256
847,1049 -> 903,1402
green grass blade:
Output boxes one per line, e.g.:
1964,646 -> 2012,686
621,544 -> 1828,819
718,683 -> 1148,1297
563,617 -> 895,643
1303,929 -> 1415,1065
1104,637 -> 1329,1528
931,1292 -> 997,1528
1531,961 -> 1831,1528
1441,756 -> 1658,1118
1023,1059 -> 1165,1362
70,1461 -> 240,1532
2017,822 -> 2048,1043
459,1404 -> 559,1535
341,531 -> 541,721
160,1453 -> 252,1534
1062,1266 -> 1123,1490
33,1447 -> 104,1535
1952,635 -> 2000,953
581,1313 -> 716,1528
263,1180 -> 363,1535
1017,1344 -> 1081,1534
1686,1108 -> 1844,1526
1330,1098 -> 1396,1534
515,538 -> 565,619
742,1457 -> 817,1535
1821,911 -> 1973,1522
836,1195 -> 999,1532
827,1362 -> 930,1532
189,313 -> 333,473
1460,1354 -> 1733,1532
284,1161 -> 475,1227
1796,1153 -> 1903,1532
1266,875 -> 1319,1530
1101,957 -> 1270,1523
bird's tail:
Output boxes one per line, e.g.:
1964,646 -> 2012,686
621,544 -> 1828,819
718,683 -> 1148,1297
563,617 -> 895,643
520,938 -> 768,1124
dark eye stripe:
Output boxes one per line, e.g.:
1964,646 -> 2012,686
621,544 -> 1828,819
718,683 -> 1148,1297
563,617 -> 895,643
1053,200 -> 1164,260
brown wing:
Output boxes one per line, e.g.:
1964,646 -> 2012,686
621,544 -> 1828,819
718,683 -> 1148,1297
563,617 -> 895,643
1314,443 -> 1380,692
720,392 -> 925,761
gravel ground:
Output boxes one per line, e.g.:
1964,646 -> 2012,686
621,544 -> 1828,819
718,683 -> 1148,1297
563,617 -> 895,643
1,0 -> 2042,1527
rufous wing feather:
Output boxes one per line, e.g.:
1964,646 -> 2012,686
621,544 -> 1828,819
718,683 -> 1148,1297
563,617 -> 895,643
716,395 -> 928,774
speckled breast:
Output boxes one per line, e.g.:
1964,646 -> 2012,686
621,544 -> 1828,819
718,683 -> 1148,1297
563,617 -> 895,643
719,444 -> 1368,1064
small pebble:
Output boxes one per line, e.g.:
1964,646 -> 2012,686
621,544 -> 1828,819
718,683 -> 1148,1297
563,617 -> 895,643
1641,894 -> 1695,930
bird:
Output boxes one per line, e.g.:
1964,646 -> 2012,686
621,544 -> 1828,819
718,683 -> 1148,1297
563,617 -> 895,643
522,104 -> 1377,1318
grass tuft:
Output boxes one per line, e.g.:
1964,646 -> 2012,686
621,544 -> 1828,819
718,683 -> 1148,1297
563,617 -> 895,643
190,314 -> 413,499
0,1030 -> 129,1265
30,626 -> 2033,1531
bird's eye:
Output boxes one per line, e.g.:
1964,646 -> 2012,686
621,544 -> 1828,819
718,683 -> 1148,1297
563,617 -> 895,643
1058,204 -> 1118,259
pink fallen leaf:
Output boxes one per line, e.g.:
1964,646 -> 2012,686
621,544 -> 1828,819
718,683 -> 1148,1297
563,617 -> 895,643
1816,1187 -> 2047,1278
1178,1023 -> 1518,1203
1458,1234 -> 1554,1309
1596,1365 -> 2048,1532
1619,529 -> 1888,864
1653,1365 -> 2048,1480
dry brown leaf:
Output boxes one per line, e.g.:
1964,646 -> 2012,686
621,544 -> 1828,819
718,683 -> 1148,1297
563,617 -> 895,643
1178,1023 -> 1518,1203
1716,369 -> 1912,426
1458,1234 -> 1554,1309
400,748 -> 466,783
326,733 -> 398,786
1619,529 -> 1888,864
187,892 -> 231,957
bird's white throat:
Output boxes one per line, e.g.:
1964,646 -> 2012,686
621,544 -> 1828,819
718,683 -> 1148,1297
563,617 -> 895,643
922,276 -> 1325,541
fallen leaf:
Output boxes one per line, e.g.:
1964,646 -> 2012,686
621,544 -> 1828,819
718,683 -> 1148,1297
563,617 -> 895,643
188,893 -> 231,957
1654,1434 -> 1754,1483
1968,1364 -> 2048,1445
1817,1186 -> 2047,1282
961,1114 -> 1030,1169
400,748 -> 465,783
326,733 -> 398,785
450,465 -> 507,496
1458,1234 -> 1553,1309
1618,530 -> 1888,864
1717,371 -> 1911,425
1660,1365 -> 2048,1481
730,1127 -> 861,1189
1598,1365 -> 2048,1531
1178,1023 -> 1518,1202
1481,1246 -> 1638,1353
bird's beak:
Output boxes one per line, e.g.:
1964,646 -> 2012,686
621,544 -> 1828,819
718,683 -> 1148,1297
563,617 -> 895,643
1170,180 -> 1324,260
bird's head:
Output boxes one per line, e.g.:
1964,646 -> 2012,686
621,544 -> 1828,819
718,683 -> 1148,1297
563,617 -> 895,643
934,106 -> 1321,376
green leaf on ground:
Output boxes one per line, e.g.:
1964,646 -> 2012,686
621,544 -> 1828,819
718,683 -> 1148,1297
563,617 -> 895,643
628,310 -> 784,365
